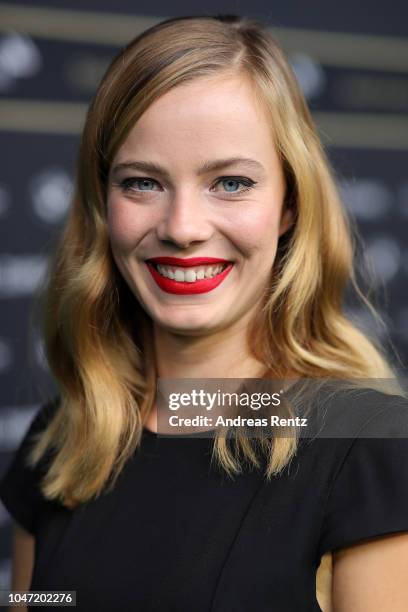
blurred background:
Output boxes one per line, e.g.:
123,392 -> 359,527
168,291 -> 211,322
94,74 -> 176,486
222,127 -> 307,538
0,0 -> 407,585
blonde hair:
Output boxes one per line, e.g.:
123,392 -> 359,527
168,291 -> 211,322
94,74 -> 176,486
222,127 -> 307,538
29,14 -> 401,508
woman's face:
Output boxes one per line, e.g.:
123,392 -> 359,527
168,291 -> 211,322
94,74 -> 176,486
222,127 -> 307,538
107,72 -> 292,336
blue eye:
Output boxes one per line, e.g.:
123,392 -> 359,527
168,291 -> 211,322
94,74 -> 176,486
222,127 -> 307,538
222,179 -> 240,192
216,177 -> 255,194
116,175 -> 257,197
119,178 -> 158,192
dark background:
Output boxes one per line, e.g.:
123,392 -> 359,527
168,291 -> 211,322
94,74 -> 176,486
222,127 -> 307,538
0,0 -> 407,585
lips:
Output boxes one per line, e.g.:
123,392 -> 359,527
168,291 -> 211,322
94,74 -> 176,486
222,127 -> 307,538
145,256 -> 232,268
144,257 -> 234,295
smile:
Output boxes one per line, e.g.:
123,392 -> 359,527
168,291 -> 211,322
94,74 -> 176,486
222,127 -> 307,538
145,261 -> 234,295
157,263 -> 227,281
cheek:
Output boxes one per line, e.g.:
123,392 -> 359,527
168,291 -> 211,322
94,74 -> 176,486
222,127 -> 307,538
229,204 -> 281,255
107,195 -> 148,251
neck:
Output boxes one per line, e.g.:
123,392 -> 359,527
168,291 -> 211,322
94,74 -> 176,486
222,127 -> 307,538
152,317 -> 265,380
142,310 -> 267,433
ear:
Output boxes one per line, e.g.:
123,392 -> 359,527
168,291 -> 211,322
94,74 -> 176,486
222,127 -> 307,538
278,205 -> 294,237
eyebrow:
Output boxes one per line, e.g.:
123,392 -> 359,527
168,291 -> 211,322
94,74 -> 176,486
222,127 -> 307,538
111,157 -> 265,178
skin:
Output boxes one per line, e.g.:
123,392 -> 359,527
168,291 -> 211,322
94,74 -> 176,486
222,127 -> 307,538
105,71 -> 408,609
107,72 -> 292,383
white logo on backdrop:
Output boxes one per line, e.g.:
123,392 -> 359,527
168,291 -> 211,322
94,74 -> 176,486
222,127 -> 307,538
339,179 -> 392,221
0,255 -> 48,298
0,32 -> 42,91
29,168 -> 73,224
365,237 -> 401,285
290,53 -> 326,100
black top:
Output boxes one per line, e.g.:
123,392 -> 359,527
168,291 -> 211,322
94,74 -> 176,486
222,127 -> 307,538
2,387 -> 408,611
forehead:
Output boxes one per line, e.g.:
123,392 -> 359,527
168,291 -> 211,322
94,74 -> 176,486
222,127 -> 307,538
115,73 -> 277,164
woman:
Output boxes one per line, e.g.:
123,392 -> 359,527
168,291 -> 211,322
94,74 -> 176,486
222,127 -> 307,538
1,14 -> 408,611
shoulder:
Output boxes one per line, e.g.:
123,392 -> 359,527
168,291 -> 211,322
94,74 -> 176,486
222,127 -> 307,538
3,395 -> 61,470
0,395 -> 62,535
315,386 -> 408,559
301,382 -> 408,440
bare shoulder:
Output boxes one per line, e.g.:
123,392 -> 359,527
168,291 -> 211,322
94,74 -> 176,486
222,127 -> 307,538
332,532 -> 408,611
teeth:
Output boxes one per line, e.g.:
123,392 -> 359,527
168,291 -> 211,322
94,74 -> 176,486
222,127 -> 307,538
184,269 -> 196,282
155,263 -> 227,282
174,268 -> 185,282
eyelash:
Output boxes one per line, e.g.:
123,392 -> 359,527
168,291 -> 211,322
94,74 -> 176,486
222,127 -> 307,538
115,176 -> 257,198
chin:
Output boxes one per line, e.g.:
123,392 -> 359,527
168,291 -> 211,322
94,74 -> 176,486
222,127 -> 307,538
154,312 -> 223,336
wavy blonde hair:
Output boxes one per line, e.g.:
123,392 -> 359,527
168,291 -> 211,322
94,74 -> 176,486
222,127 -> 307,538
28,14 -> 401,508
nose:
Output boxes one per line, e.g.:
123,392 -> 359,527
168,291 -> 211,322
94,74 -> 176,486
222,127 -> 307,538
156,189 -> 213,248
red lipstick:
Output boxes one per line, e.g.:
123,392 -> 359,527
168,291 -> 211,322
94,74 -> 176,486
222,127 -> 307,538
146,257 -> 231,267
144,257 -> 234,295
